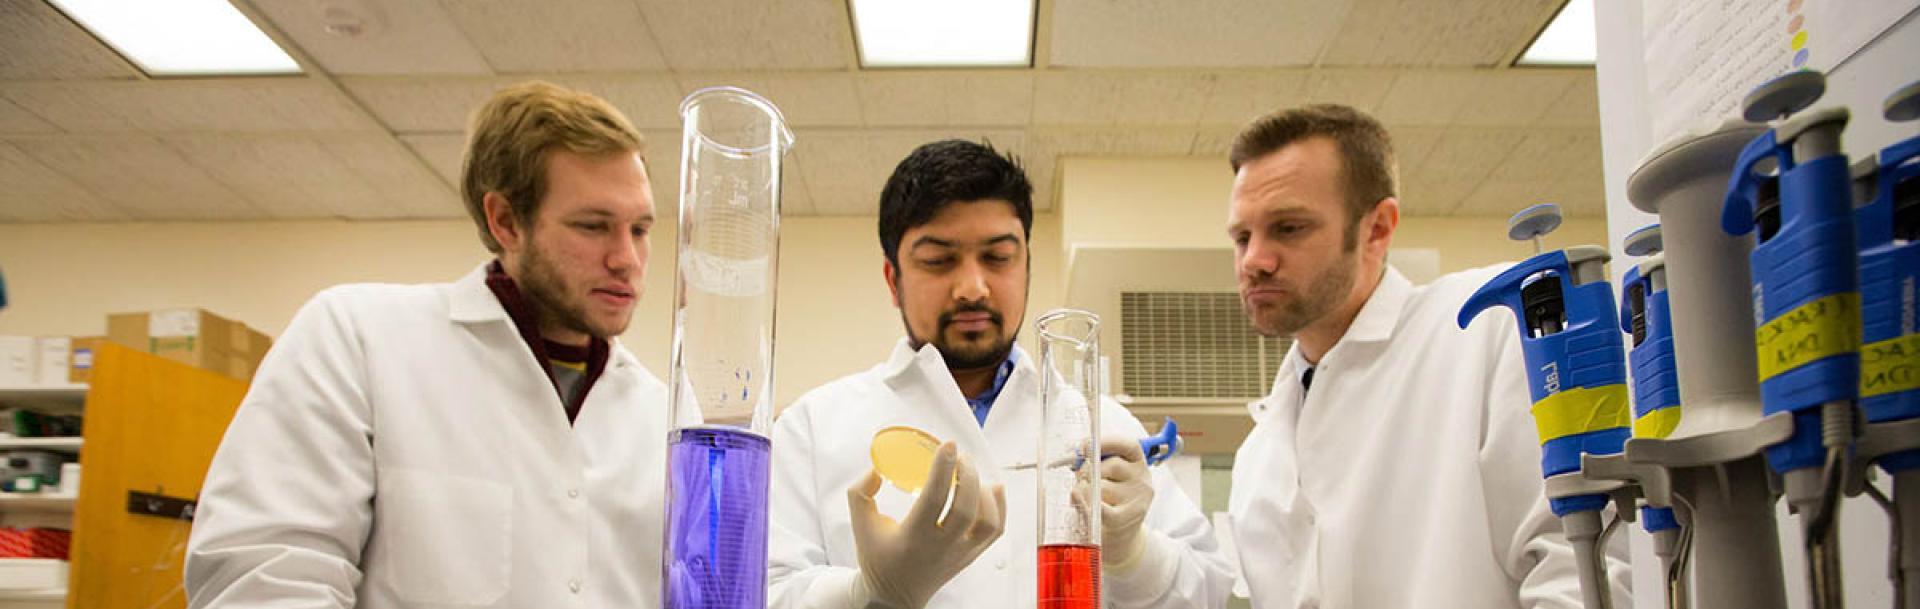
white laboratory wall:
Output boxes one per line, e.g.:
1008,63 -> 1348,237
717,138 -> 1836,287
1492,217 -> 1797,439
0,214 -> 1065,409
1596,2 -> 1920,607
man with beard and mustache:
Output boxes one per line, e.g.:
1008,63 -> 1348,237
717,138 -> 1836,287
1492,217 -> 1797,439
185,82 -> 684,609
767,140 -> 1233,609
1223,104 -> 1631,608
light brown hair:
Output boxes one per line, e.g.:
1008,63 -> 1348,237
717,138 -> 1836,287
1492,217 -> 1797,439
1229,103 -> 1397,233
460,81 -> 646,253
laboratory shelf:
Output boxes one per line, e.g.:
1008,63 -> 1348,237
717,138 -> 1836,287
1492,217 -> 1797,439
0,386 -> 87,413
0,495 -> 74,513
0,438 -> 80,453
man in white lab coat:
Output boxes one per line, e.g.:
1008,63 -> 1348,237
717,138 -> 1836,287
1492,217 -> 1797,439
1223,104 -> 1632,608
768,140 -> 1235,609
185,82 -> 679,608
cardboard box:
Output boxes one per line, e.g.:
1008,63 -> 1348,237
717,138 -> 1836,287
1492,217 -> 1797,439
107,309 -> 272,380
67,336 -> 103,384
32,338 -> 68,387
0,337 -> 32,386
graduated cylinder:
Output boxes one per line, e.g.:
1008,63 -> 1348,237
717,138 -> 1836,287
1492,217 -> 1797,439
1035,309 -> 1103,609
662,86 -> 793,609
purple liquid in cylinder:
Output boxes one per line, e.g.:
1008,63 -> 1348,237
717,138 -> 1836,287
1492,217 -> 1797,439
664,427 -> 772,609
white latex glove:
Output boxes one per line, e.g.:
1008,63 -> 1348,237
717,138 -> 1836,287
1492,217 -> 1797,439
1098,436 -> 1153,572
847,442 -> 1007,609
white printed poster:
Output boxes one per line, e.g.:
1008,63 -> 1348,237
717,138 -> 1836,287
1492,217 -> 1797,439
1643,0 -> 1920,137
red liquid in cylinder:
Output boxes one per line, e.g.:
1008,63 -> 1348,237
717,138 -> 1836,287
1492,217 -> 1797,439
1038,543 -> 1100,609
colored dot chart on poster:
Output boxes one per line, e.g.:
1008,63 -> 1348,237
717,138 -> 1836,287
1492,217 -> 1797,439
1787,0 -> 1811,68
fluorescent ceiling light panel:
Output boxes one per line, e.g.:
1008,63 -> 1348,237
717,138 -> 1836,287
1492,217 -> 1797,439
49,0 -> 301,76
851,0 -> 1034,68
1517,0 -> 1595,66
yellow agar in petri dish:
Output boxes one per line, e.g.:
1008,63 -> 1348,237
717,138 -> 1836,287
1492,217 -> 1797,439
871,426 -> 942,493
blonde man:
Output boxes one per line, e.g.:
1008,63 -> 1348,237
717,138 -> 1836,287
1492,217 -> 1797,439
187,82 -> 680,608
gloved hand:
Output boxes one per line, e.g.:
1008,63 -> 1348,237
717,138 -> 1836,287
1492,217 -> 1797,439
1098,436 -> 1154,572
847,442 -> 1007,609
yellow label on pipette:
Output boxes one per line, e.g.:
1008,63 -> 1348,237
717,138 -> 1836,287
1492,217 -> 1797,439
1633,406 -> 1682,440
1754,292 -> 1860,382
1529,384 -> 1630,445
871,426 -> 941,493
1861,333 -> 1920,398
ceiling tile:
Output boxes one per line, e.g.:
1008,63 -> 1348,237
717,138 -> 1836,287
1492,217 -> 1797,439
3,81 -> 373,133
1410,128 -> 1526,184
637,0 -> 850,70
1049,0 -> 1349,68
0,84 -> 133,131
164,134 -> 379,219
440,0 -> 667,73
0,0 -> 139,80
794,129 -> 1026,215
1453,70 -> 1576,127
0,139 -> 122,221
350,76 -> 679,134
1299,69 -> 1398,112
1198,71 -> 1308,126
1487,129 -> 1601,184
24,136 -> 260,219
676,73 -> 861,128
856,72 -> 1034,128
0,97 -> 56,133
1534,71 -> 1601,128
249,0 -> 493,76
343,77 -> 503,133
399,133 -> 465,185
1031,72 -> 1212,126
1386,125 -> 1447,178
316,135 -> 462,218
1373,71 -> 1480,126
1397,175 -> 1481,215
1318,0 -> 1562,67
548,75 -> 686,130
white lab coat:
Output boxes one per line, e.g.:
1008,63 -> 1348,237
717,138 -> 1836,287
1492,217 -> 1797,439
768,340 -> 1235,609
186,263 -> 689,609
1228,265 -> 1633,609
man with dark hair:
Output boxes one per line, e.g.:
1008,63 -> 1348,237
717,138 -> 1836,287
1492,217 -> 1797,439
186,82 -> 680,608
768,139 -> 1234,609
1223,104 -> 1631,608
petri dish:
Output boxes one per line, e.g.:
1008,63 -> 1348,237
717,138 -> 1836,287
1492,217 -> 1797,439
871,426 -> 941,493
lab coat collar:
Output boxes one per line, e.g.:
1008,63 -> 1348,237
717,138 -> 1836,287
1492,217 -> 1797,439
1337,265 -> 1411,344
448,262 -> 510,323
880,337 -> 1034,427
881,337 -> 1033,386
447,261 -> 637,371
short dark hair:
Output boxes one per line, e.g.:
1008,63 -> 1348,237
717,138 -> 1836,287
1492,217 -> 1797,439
1229,103 -> 1397,231
877,139 -> 1034,265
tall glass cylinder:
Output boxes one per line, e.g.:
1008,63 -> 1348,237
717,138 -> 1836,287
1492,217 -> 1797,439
1035,309 -> 1102,609
663,86 -> 792,609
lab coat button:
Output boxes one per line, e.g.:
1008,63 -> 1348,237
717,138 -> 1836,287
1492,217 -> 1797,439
567,488 -> 580,499
996,559 -> 1007,570
569,579 -> 582,593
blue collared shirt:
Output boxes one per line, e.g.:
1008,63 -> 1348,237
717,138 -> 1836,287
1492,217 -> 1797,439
964,351 -> 1020,426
